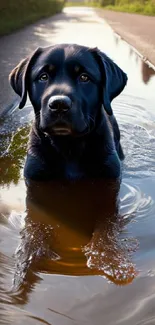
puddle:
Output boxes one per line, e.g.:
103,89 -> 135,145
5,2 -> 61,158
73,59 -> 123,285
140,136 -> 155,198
0,7 -> 155,325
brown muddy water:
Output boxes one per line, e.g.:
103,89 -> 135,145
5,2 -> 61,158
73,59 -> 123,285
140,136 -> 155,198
0,7 -> 155,325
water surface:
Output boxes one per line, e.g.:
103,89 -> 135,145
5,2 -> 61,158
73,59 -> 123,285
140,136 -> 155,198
0,7 -> 155,325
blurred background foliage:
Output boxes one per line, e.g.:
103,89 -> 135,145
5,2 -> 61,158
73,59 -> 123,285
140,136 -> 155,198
105,0 -> 155,15
0,0 -> 65,36
66,0 -> 155,15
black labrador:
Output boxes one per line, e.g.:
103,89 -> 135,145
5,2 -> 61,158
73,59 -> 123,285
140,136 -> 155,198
9,44 -> 127,180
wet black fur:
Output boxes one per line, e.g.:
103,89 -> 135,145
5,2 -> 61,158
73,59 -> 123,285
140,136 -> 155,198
9,44 -> 127,180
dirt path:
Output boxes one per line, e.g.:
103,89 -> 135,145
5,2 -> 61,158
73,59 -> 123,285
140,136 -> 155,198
96,9 -> 155,67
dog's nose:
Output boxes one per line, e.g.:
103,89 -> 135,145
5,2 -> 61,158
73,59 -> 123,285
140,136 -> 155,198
48,95 -> 72,112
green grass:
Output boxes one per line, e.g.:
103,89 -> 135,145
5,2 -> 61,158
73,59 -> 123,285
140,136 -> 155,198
106,2 -> 155,15
66,1 -> 155,15
0,0 -> 65,36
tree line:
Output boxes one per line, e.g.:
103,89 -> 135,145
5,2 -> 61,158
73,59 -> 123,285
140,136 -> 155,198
0,0 -> 65,36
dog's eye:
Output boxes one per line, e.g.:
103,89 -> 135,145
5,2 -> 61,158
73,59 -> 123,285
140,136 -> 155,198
39,73 -> 49,81
79,73 -> 90,83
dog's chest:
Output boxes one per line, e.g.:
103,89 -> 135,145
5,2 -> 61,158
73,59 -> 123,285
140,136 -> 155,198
65,161 -> 84,180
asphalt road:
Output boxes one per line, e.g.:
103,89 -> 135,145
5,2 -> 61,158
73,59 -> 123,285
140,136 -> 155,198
0,7 -> 155,117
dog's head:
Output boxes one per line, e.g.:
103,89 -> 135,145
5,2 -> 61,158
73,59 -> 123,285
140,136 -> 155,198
9,44 -> 127,137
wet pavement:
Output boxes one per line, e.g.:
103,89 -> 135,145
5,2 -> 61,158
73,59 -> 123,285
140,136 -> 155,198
0,6 -> 155,325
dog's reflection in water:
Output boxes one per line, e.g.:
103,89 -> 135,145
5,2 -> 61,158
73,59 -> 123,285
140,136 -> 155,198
13,179 -> 137,294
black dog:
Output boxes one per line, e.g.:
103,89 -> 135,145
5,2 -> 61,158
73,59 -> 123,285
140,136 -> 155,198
9,44 -> 127,180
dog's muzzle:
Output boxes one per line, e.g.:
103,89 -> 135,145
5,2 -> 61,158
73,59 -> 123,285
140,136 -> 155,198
46,95 -> 72,135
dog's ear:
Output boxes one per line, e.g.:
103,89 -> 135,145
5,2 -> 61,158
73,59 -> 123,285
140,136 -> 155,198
9,47 -> 42,109
91,48 -> 127,115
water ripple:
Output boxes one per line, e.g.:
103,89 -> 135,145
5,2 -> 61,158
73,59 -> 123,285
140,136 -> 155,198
120,181 -> 154,220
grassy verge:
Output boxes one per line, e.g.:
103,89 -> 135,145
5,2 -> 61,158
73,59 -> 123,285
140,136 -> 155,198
66,1 -> 155,15
106,2 -> 155,15
0,0 -> 65,36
